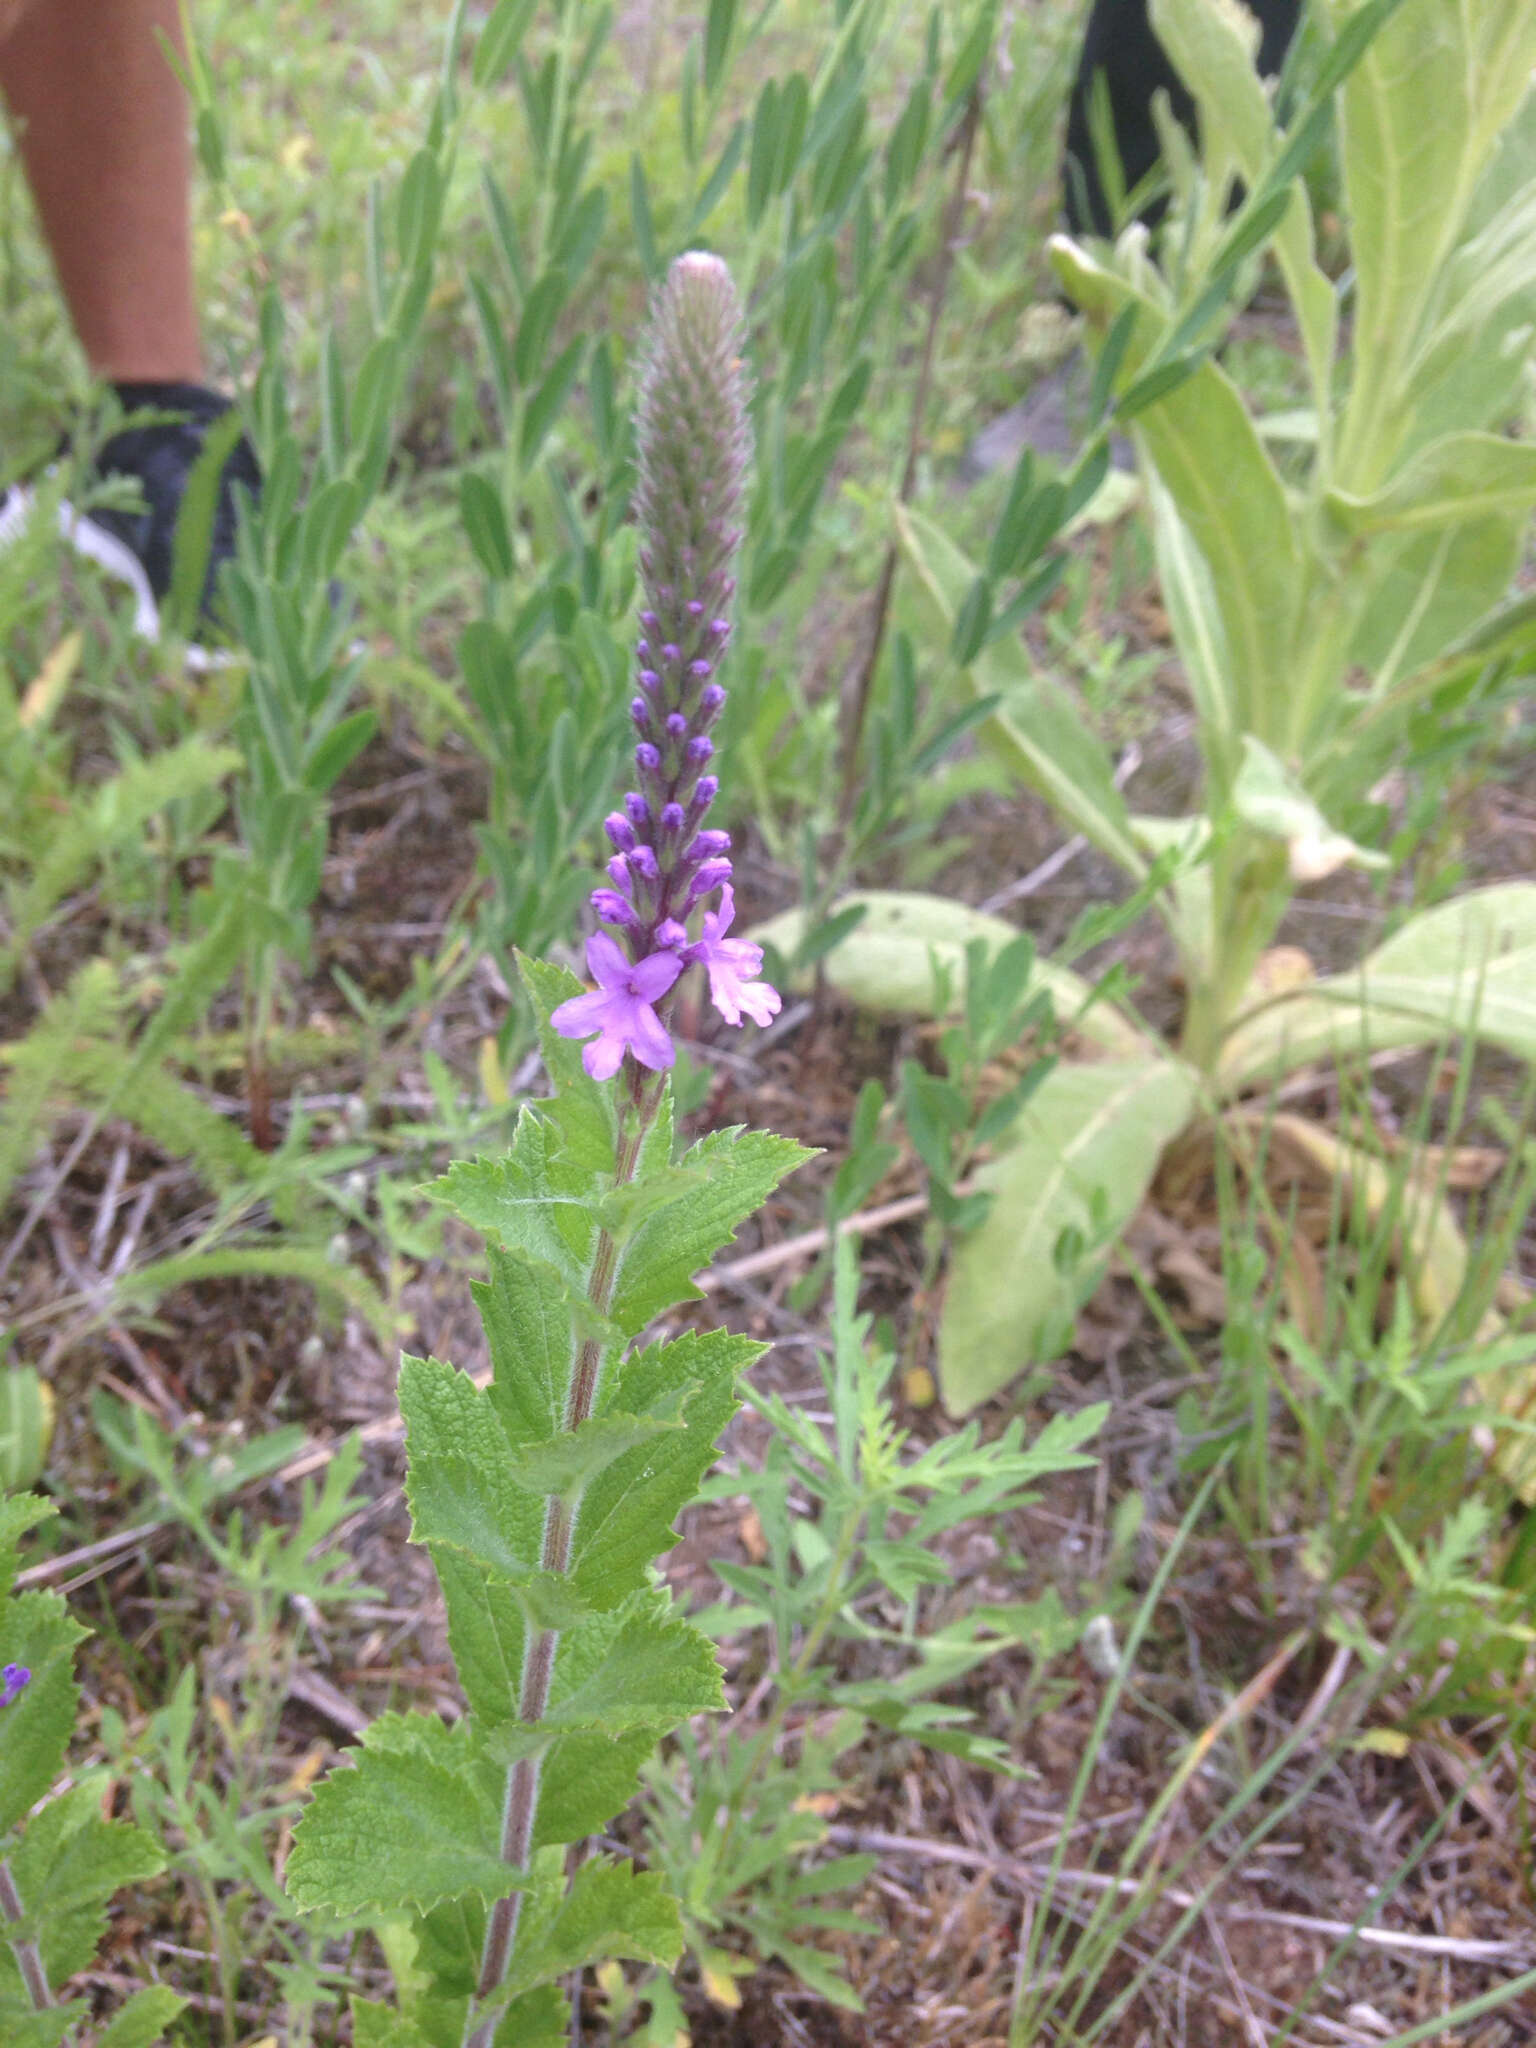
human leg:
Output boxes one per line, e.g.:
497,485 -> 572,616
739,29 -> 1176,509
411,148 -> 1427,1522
0,0 -> 201,384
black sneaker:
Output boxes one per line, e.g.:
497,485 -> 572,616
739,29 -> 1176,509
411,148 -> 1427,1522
0,380 -> 261,668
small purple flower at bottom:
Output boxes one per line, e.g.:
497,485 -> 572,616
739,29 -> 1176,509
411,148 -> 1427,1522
552,932 -> 683,1081
687,884 -> 781,1029
0,1663 -> 30,1708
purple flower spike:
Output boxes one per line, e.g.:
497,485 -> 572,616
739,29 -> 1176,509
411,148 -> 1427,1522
687,885 -> 781,1029
552,933 -> 682,1080
0,1663 -> 30,1709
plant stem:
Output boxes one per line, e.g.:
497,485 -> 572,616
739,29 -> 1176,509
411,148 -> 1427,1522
0,1858 -> 56,2020
464,1083 -> 658,2048
836,84 -> 983,826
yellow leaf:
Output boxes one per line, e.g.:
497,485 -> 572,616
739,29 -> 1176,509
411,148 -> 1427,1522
479,1033 -> 508,1107
902,1364 -> 936,1408
19,632 -> 81,731
699,1951 -> 743,2010
283,1747 -> 327,1797
1352,1728 -> 1411,1758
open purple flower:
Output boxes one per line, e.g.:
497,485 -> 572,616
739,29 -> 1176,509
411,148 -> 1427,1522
552,932 -> 682,1080
687,884 -> 781,1029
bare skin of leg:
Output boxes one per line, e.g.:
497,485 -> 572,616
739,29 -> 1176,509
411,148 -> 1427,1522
0,0 -> 202,384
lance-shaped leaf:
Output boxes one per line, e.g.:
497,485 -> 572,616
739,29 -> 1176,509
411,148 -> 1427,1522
1327,432 -> 1536,535
938,1056 -> 1198,1413
500,1858 -> 683,2001
607,1129 -> 810,1335
571,1329 -> 758,1603
286,1713 -> 514,1917
1232,735 -> 1388,883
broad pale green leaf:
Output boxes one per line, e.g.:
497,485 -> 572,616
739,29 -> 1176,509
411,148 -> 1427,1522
1144,471 -> 1237,775
1151,0 -> 1337,413
1050,239 -> 1299,745
399,1356 -> 545,1585
938,1056 -> 1198,1412
1327,433 -> 1536,534
4,2011 -> 84,2048
608,1128 -> 810,1335
751,892 -> 1150,1056
1343,514 -> 1525,685
1232,736 -> 1388,881
1324,0 -> 1536,489
1219,883 -> 1536,1091
531,1729 -> 655,1846
572,1330 -> 755,1604
894,504 -> 1145,881
93,1986 -> 190,2048
544,1589 -> 724,1734
0,1591 -> 85,1834
286,1713 -> 514,1916
501,1858 -> 683,2000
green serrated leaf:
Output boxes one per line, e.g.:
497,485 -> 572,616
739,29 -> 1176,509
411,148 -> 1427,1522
92,1985 -> 189,2048
424,1112 -> 601,1287
571,1330 -> 757,1603
0,1494 -> 55,1600
0,1592 -> 85,1834
399,1356 -> 546,1583
503,1410 -> 686,1498
502,1858 -> 682,2001
286,1714 -> 513,1917
608,1128 -> 811,1334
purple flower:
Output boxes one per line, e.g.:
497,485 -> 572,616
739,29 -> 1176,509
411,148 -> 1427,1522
0,1663 -> 30,1709
552,932 -> 683,1080
687,885 -> 780,1029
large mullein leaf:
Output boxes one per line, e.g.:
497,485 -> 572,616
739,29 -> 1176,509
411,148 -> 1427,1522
938,1057 -> 1198,1413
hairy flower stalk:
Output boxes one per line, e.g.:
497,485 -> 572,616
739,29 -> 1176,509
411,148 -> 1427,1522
553,249 -> 778,1082
466,251 -> 777,2048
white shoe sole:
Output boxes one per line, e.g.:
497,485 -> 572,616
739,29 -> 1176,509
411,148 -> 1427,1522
0,481 -> 235,673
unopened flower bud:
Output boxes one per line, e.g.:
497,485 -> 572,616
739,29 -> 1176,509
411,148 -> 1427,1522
662,642 -> 682,663
687,857 -> 732,903
690,659 -> 713,680
660,802 -> 685,832
607,854 -> 633,891
624,792 -> 650,827
631,698 -> 651,730
699,684 -> 726,719
637,668 -> 660,693
636,742 -> 661,772
591,888 -> 638,926
686,735 -> 715,765
605,812 -> 636,853
656,918 -> 688,949
694,829 -> 731,858
630,844 -> 661,882
665,712 -> 688,740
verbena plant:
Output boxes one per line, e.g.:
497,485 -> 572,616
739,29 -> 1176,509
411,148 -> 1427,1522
0,1491 -> 185,2047
283,253 -> 811,2048
768,0 -> 1536,1419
